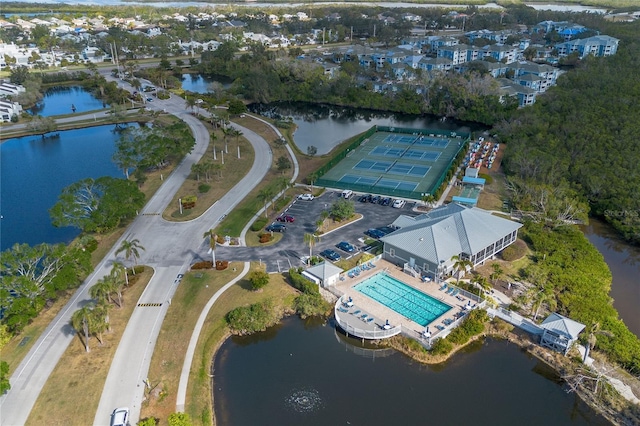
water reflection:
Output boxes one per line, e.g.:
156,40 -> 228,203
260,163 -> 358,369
582,220 -> 640,336
180,73 -> 233,94
249,102 -> 483,155
27,86 -> 107,117
214,317 -> 607,425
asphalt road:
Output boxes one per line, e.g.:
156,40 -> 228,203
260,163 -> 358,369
210,192 -> 416,273
0,77 -> 272,426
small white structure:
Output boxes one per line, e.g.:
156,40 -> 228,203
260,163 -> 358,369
539,313 -> 585,355
303,262 -> 343,287
0,81 -> 26,96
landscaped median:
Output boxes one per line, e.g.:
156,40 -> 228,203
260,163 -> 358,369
25,267 -> 153,426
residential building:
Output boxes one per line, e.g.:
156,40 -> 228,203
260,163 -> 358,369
437,44 -> 469,65
0,99 -> 22,122
507,61 -> 558,92
555,35 -> 620,58
539,313 -> 585,355
481,44 -> 518,64
0,81 -> 26,96
497,78 -> 537,107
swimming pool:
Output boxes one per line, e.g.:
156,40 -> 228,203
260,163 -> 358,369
354,273 -> 451,326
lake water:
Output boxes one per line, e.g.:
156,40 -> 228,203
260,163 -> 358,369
582,219 -> 640,337
249,102 -> 482,155
181,73 -> 232,94
0,125 -> 132,251
28,86 -> 107,117
214,317 -> 607,425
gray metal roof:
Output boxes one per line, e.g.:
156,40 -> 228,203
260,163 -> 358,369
382,204 -> 522,264
306,261 -> 343,281
540,313 -> 586,339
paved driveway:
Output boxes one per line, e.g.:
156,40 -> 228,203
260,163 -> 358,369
209,191 -> 416,272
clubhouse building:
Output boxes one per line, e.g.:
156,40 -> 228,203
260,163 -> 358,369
380,203 -> 522,280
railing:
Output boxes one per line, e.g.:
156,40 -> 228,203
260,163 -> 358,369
334,306 -> 401,340
488,307 -> 543,335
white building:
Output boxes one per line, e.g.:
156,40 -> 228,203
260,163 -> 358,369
0,81 -> 26,96
0,99 -> 22,122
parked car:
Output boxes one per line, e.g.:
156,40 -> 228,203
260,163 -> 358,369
111,407 -> 129,426
276,214 -> 295,222
320,249 -> 341,261
359,194 -> 370,202
392,199 -> 406,208
146,97 -> 153,102
370,195 -> 381,204
365,228 -> 385,239
336,241 -> 355,253
381,197 -> 392,206
266,223 -> 287,232
298,193 -> 314,201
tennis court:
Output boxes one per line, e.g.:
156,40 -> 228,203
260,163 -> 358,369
316,126 -> 469,199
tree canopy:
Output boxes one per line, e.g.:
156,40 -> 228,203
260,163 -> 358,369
49,176 -> 145,233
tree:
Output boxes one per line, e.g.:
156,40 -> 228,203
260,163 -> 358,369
28,116 -> 58,137
583,322 -> 614,363
451,255 -> 473,281
49,177 -> 145,233
276,176 -> 290,200
276,156 -> 291,174
307,172 -> 318,192
330,198 -> 355,222
9,65 -> 29,84
258,188 -> 274,218
227,98 -> 247,115
111,261 -> 129,286
0,361 -> 10,394
89,276 -> 114,305
307,145 -> 318,156
116,238 -> 145,273
168,412 -> 192,426
248,270 -> 269,290
490,263 -> 504,285
186,96 -> 196,113
473,275 -> 491,298
421,193 -> 436,207
303,233 -> 319,259
71,305 -> 94,353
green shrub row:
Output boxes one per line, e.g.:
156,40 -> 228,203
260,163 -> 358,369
446,309 -> 488,346
251,217 -> 268,232
287,268 -> 319,295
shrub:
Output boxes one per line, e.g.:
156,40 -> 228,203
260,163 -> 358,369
446,309 -> 488,345
226,300 -> 276,334
198,183 -> 211,193
216,235 -> 225,244
215,260 -> 228,270
168,412 -> 192,426
251,217 -> 268,232
249,270 -> 270,290
181,195 -> 197,209
138,418 -> 158,426
294,293 -> 330,318
287,268 -> 319,295
478,173 -> 493,184
192,261 -> 213,270
501,239 -> 527,261
430,338 -> 453,355
259,233 -> 271,243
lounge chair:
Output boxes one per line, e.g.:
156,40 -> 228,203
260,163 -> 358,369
451,288 -> 459,297
361,314 -> 368,320
446,287 -> 455,295
338,307 -> 348,313
348,271 -> 354,278
367,317 -> 374,323
352,310 -> 361,316
439,283 -> 448,291
436,325 -> 445,331
369,262 -> 375,268
456,295 -> 465,302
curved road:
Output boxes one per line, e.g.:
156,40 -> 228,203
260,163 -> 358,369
0,80 -> 272,426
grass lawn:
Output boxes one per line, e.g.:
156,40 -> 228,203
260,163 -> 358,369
140,264 -> 299,425
25,267 -> 153,426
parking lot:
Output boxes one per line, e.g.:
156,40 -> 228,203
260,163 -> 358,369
207,190 -> 416,273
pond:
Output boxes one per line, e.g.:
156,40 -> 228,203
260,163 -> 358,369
181,73 -> 233,94
0,124 -> 136,251
249,102 -> 485,155
214,317 -> 607,426
27,86 -> 108,117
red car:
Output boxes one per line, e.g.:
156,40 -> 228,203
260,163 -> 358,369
276,214 -> 295,223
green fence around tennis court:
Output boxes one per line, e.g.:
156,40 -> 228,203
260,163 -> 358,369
314,126 -> 470,200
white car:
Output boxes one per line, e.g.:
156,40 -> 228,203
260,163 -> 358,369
298,193 -> 314,201
392,199 -> 406,209
111,407 -> 129,426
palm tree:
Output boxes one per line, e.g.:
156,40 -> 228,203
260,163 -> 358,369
111,261 -> 128,286
71,305 -> 94,353
201,160 -> 214,181
191,162 -> 205,181
109,271 -> 126,308
473,275 -> 491,298
490,263 -> 504,285
222,127 -> 231,153
258,188 -> 274,218
210,132 -> 218,158
276,176 -> 290,201
583,322 -> 614,363
531,287 -> 557,321
422,193 -> 436,207
186,96 -> 197,114
92,302 -> 111,343
89,277 -> 114,305
451,255 -> 473,281
307,172 -> 318,193
304,233 -> 319,259
116,238 -> 145,274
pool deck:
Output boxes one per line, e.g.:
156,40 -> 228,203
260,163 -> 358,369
333,260 -> 475,340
